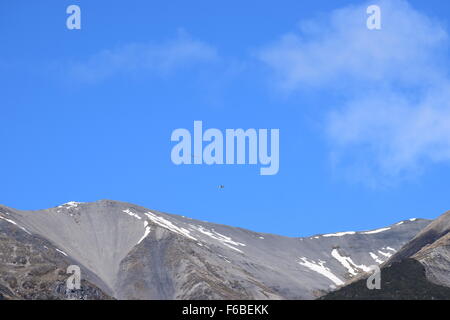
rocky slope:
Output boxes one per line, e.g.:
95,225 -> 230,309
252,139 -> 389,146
322,211 -> 450,300
0,200 -> 430,300
0,206 -> 112,300
389,210 -> 450,288
322,258 -> 450,300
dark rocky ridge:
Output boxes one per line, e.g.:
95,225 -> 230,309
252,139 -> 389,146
322,258 -> 450,300
321,211 -> 450,300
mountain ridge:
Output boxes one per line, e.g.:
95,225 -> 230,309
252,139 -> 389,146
0,200 -> 426,239
0,200 -> 431,300
322,210 -> 450,300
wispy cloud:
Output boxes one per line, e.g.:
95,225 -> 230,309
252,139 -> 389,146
259,0 -> 450,185
69,30 -> 219,83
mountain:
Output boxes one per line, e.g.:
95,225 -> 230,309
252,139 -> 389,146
322,211 -> 450,300
389,210 -> 450,288
0,200 -> 430,300
0,205 -> 112,300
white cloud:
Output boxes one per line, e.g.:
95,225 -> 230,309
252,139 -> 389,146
328,87 -> 450,184
259,0 -> 446,91
259,0 -> 450,184
69,30 -> 219,83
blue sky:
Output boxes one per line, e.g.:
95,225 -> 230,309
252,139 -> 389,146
1,0 -> 450,237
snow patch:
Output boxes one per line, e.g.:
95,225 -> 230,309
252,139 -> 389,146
191,225 -> 246,253
58,201 -> 82,209
361,227 -> 391,235
297,257 -> 344,286
0,216 -> 31,234
378,250 -> 393,258
370,252 -> 384,264
322,231 -> 355,238
218,254 -> 231,263
331,249 -> 371,275
144,212 -> 197,241
55,248 -> 68,256
123,209 -> 142,220
137,221 -> 151,244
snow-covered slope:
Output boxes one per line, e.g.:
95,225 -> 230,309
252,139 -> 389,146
0,201 -> 430,299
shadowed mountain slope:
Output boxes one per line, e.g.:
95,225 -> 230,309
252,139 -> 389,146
322,211 -> 450,300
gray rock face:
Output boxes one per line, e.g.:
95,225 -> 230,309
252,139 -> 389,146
0,207 -> 112,300
321,211 -> 450,300
0,200 -> 430,299
388,211 -> 450,288
321,258 -> 450,300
